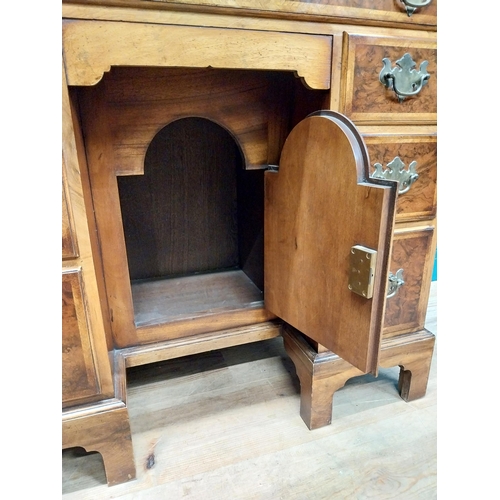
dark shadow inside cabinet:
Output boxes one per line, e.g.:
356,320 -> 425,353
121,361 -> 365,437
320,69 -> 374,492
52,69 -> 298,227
76,66 -> 328,337
118,117 -> 266,327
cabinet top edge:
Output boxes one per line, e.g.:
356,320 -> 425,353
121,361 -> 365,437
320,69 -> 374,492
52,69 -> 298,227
62,0 -> 437,31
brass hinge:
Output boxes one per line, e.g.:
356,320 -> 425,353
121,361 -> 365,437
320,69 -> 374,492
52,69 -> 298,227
348,245 -> 377,299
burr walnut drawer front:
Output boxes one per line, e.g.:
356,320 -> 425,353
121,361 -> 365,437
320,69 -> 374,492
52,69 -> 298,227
146,0 -> 437,28
62,270 -> 101,407
383,225 -> 435,337
341,34 -> 437,125
364,134 -> 437,223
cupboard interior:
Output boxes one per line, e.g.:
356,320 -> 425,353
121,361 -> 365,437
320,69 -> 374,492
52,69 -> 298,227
76,66 -> 329,331
118,117 -> 266,328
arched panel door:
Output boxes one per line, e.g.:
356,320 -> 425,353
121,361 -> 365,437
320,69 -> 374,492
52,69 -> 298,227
264,111 -> 397,374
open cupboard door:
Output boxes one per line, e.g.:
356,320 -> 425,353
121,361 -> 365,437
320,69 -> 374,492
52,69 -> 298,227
264,111 -> 397,375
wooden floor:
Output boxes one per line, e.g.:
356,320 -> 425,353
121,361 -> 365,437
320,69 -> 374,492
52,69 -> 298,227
62,282 -> 437,499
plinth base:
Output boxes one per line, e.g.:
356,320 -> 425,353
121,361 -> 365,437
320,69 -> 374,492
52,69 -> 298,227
282,324 -> 435,430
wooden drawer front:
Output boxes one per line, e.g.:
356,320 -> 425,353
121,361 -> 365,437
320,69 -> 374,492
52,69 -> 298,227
288,0 -> 437,18
364,134 -> 437,222
383,226 -> 435,337
62,270 -> 101,406
145,0 -> 437,28
63,21 -> 332,90
341,34 -> 437,125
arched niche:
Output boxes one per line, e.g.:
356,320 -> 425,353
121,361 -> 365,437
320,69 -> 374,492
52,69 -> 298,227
76,66 -> 329,175
118,116 -> 265,291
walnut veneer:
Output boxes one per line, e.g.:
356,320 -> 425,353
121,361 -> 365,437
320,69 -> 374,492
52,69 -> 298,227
62,0 -> 437,486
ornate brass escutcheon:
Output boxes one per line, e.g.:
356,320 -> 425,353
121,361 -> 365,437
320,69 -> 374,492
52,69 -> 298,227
379,53 -> 430,103
372,156 -> 418,195
400,0 -> 432,17
348,245 -> 378,299
387,269 -> 405,298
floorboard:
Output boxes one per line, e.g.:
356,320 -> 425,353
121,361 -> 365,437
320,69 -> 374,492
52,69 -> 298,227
62,282 -> 437,499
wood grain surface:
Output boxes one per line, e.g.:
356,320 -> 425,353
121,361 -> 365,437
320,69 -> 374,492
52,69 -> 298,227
383,225 -> 435,335
62,282 -> 437,499
364,134 -> 437,222
86,0 -> 437,28
63,20 -> 332,89
341,34 -> 437,124
265,112 -> 396,373
62,271 -> 100,405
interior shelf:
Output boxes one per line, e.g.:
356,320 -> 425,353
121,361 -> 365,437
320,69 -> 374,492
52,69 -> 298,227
131,269 -> 264,328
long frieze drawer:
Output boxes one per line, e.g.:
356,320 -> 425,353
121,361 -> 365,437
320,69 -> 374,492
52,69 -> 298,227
341,34 -> 437,125
62,270 -> 101,407
145,0 -> 437,28
383,225 -> 435,337
63,20 -> 332,90
364,134 -> 436,222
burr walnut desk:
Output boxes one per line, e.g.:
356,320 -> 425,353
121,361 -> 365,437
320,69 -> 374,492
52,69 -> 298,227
62,0 -> 437,486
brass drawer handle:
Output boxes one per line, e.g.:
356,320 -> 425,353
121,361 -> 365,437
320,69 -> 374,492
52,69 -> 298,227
372,156 -> 418,195
400,0 -> 432,17
379,53 -> 430,103
387,269 -> 405,299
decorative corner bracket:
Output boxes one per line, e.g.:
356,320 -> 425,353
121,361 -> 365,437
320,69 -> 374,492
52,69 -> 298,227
379,53 -> 430,103
372,157 -> 419,195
